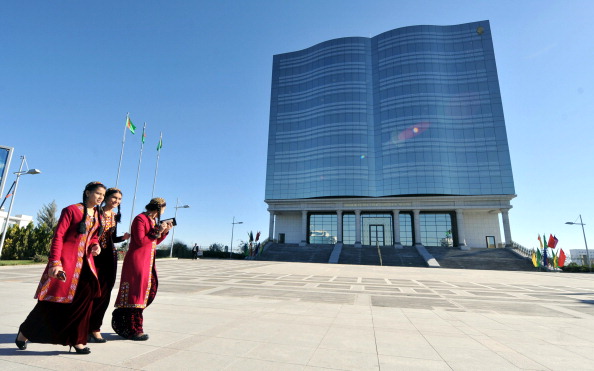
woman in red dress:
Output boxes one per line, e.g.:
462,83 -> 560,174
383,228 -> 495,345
15,181 -> 106,354
111,197 -> 173,340
88,188 -> 130,343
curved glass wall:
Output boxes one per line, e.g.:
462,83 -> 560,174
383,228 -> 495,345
266,20 -> 514,200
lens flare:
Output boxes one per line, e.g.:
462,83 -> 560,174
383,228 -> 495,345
393,122 -> 431,143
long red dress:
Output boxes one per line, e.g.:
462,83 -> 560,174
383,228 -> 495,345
19,204 -> 101,346
112,212 -> 168,338
89,211 -> 125,333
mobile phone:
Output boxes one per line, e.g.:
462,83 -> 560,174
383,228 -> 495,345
57,271 -> 66,281
161,217 -> 177,226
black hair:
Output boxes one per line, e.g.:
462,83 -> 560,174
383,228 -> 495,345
145,198 -> 166,224
104,187 -> 123,223
78,181 -> 106,235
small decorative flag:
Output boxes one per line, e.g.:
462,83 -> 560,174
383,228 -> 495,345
537,234 -> 543,248
531,251 -> 539,267
157,137 -> 163,151
126,117 -> 136,134
536,249 -> 542,266
547,234 -> 557,248
542,233 -> 548,267
558,249 -> 566,267
142,127 -> 146,144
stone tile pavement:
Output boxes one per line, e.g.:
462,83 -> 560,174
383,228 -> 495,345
1,259 -> 594,370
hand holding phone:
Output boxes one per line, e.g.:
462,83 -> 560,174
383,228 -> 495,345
57,271 -> 66,281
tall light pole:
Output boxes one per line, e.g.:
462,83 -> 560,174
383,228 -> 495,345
0,156 -> 41,258
230,216 -> 243,259
169,198 -> 189,258
566,214 -> 590,271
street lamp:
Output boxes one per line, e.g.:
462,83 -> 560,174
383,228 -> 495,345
0,156 -> 41,258
566,214 -> 590,271
230,216 -> 243,259
169,198 -> 190,258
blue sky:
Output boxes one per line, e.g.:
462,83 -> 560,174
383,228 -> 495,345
1,1 -> 593,253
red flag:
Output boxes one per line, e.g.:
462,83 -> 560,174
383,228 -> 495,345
558,249 -> 566,267
547,234 -> 556,248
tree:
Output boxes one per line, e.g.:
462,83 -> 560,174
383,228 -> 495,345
208,243 -> 224,252
37,201 -> 58,231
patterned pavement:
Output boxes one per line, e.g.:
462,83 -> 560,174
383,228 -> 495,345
1,259 -> 594,370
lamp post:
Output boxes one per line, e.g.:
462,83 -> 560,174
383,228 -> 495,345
230,216 -> 243,259
169,198 -> 190,258
0,156 -> 41,258
566,215 -> 590,271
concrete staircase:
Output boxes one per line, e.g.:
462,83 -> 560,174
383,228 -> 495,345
338,245 -> 427,267
255,243 -> 333,263
425,246 -> 537,271
256,243 -> 536,271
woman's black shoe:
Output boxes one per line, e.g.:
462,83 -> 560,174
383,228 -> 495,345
15,333 -> 27,350
88,333 -> 107,343
130,333 -> 149,341
69,345 -> 91,354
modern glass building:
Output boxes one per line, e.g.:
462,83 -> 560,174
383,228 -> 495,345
265,21 -> 516,250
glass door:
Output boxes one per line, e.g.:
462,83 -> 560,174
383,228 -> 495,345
369,225 -> 385,246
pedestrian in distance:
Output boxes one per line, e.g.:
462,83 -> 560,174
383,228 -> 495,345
15,181 -> 106,354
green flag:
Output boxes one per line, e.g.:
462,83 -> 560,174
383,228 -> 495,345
142,127 -> 146,143
126,117 -> 136,134
157,137 -> 162,151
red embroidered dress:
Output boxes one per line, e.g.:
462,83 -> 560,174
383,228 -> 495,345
19,204 -> 101,346
35,204 -> 100,302
115,213 -> 168,308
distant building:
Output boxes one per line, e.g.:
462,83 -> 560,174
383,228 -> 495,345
569,249 -> 594,266
0,210 -> 33,229
265,21 -> 515,249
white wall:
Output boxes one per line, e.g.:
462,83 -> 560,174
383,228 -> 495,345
0,212 -> 33,229
463,211 -> 502,248
275,212 -> 303,244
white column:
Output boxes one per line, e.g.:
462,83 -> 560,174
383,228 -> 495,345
300,210 -> 308,246
336,210 -> 343,243
413,209 -> 423,246
393,210 -> 403,249
501,209 -> 512,248
456,209 -> 469,250
354,210 -> 362,248
268,211 -> 275,241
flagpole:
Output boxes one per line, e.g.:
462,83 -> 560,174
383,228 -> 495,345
129,122 -> 147,231
152,132 -> 162,198
115,113 -> 129,187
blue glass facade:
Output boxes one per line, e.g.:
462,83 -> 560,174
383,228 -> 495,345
266,21 -> 514,200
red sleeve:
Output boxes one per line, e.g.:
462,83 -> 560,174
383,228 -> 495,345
131,214 -> 155,247
48,207 -> 74,265
156,230 -> 169,245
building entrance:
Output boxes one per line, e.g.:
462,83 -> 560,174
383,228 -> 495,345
369,225 -> 385,246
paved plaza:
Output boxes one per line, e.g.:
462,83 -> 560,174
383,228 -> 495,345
1,259 -> 594,370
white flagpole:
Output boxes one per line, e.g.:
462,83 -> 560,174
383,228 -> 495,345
152,131 -> 162,198
129,122 -> 147,231
115,113 -> 130,188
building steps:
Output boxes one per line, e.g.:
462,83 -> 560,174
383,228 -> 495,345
425,246 -> 537,271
